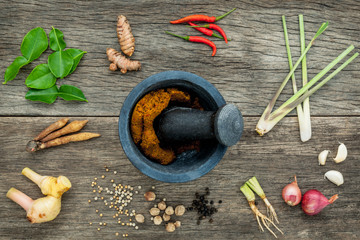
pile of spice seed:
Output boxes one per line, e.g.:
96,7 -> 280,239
187,187 -> 221,225
88,165 -> 144,237
141,190 -> 185,232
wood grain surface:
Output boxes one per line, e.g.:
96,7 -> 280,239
0,0 -> 359,239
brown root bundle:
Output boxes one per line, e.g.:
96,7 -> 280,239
26,118 -> 100,152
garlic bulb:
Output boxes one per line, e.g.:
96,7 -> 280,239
318,150 -> 330,166
324,170 -> 344,186
334,143 -> 347,163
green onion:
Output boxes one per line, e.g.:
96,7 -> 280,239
240,184 -> 256,202
246,177 -> 278,223
240,183 -> 283,238
256,19 -> 358,136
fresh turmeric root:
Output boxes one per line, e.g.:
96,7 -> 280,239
117,15 -> 135,57
107,48 -> 141,73
26,119 -> 100,152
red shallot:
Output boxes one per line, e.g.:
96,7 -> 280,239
301,189 -> 338,215
282,175 -> 302,206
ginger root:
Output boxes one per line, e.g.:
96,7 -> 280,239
107,48 -> 141,73
6,168 -> 71,223
117,15 -> 135,56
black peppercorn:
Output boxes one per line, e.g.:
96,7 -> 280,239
190,188 -> 219,225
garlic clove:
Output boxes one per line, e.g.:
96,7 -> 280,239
334,142 -> 347,163
324,170 -> 344,186
318,150 -> 330,166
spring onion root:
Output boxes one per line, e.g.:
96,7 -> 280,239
240,184 -> 283,238
246,177 -> 279,223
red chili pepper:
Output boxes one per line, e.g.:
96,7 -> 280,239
165,31 -> 216,56
189,23 -> 228,43
188,22 -> 224,40
170,8 -> 236,24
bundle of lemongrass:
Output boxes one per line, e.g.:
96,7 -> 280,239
256,15 -> 358,141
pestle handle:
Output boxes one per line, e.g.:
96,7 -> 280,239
157,107 -> 215,142
157,104 -> 243,146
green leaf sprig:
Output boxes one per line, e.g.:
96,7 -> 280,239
4,26 -> 87,104
4,27 -> 48,84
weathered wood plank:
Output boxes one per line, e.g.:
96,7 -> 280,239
0,116 -> 359,239
0,0 -> 359,116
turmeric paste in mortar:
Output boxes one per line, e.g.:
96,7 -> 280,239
131,88 -> 202,165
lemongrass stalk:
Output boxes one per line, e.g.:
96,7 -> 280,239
272,45 -> 355,117
263,51 -> 358,132
257,21 -> 328,134
275,52 -> 358,117
282,15 -> 308,142
258,45 -> 356,134
299,14 -> 312,142
246,177 -> 279,223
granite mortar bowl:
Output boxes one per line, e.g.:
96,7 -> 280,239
119,71 -> 229,183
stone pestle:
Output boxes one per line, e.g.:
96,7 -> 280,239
157,104 -> 243,147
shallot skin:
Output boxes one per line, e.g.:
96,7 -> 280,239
301,189 -> 338,216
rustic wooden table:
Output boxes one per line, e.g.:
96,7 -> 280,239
0,0 -> 359,239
